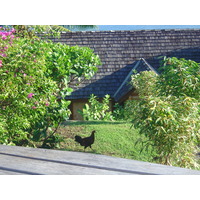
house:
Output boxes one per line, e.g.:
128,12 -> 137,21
48,29 -> 200,120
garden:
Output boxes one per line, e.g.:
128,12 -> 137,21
0,26 -> 200,170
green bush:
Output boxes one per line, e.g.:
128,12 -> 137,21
79,94 -> 113,121
0,29 -> 58,145
129,57 -> 200,169
0,27 -> 101,147
112,103 -> 126,120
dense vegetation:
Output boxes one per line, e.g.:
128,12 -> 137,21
129,57 -> 200,169
0,26 -> 101,147
79,94 -> 114,121
1,25 -> 199,170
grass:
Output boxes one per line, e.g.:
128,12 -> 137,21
57,120 -> 158,163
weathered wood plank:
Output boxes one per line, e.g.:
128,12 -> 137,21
0,145 -> 200,175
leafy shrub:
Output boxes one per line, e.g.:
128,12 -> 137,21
123,100 -> 139,120
112,103 -> 126,120
0,27 -> 101,147
158,57 -> 200,99
79,94 -> 113,121
130,57 -> 200,169
0,28 -> 58,145
28,40 -> 101,147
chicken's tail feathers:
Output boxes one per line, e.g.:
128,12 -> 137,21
75,135 -> 82,144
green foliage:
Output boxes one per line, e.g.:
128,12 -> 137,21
12,25 -> 97,38
45,43 -> 100,95
0,27 -> 101,147
79,94 -> 113,121
158,57 -> 200,99
0,31 -> 58,145
123,100 -> 139,121
12,25 -> 61,38
112,103 -> 126,120
129,57 -> 200,169
60,25 -> 97,31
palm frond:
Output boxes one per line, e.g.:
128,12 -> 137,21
29,25 -> 70,32
60,25 -> 98,31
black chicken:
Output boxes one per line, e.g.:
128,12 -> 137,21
75,130 -> 96,150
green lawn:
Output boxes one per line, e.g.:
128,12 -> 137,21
58,120 -> 158,163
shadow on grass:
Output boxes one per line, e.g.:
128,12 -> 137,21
62,120 -> 127,126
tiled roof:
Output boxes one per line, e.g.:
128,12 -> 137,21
114,58 -> 159,102
47,29 -> 200,101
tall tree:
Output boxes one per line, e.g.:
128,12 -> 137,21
61,25 -> 97,31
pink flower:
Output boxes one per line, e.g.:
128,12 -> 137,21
0,53 -> 6,57
11,28 -> 15,33
2,35 -> 7,40
45,103 -> 49,106
27,93 -> 34,99
32,106 -> 37,109
0,60 -> 2,67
